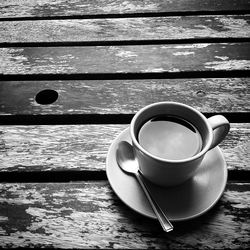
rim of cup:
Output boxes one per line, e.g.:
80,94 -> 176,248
130,102 -> 213,163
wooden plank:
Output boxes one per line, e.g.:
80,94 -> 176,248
1,43 -> 250,75
1,15 -> 250,43
0,124 -> 249,172
0,78 -> 249,115
0,182 -> 249,248
0,0 -> 249,19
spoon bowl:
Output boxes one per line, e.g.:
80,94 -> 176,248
116,141 -> 139,174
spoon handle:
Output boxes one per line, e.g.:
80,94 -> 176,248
135,171 -> 173,232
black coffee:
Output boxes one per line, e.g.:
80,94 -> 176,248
138,115 -> 202,160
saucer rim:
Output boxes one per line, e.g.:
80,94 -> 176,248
106,127 -> 228,221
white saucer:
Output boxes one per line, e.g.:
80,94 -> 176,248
106,127 -> 228,221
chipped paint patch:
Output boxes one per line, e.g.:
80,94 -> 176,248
217,16 -> 250,36
115,50 -> 138,58
173,51 -> 195,56
225,190 -> 250,209
169,68 -> 181,72
150,68 -> 165,72
0,216 -> 8,222
174,44 -> 210,49
0,48 -> 76,74
0,125 -> 123,171
215,56 -> 229,61
0,181 -> 249,248
141,68 -> 164,73
205,60 -> 250,70
100,1 -> 158,12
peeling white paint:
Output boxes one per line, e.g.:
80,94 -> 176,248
215,56 -> 229,61
217,17 -> 250,36
173,51 -> 195,56
115,50 -> 138,58
150,68 -> 164,72
141,67 -> 165,73
100,1 -> 158,12
169,68 -> 181,72
0,216 -> 8,222
0,181 -> 249,248
226,190 -> 250,209
205,60 -> 250,70
174,44 -> 210,49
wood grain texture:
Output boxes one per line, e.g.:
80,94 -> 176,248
0,78 -> 249,115
1,15 -> 249,43
0,124 -> 249,172
0,0 -> 249,248
1,43 -> 250,75
0,182 -> 249,248
1,0 -> 249,18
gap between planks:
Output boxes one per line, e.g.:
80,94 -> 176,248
1,38 -> 250,48
1,10 -> 250,21
0,113 -> 249,125
0,170 -> 248,183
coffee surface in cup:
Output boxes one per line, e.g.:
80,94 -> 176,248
138,115 -> 202,160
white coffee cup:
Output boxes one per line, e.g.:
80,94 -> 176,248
128,102 -> 230,187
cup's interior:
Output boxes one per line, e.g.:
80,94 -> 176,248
131,102 -> 211,160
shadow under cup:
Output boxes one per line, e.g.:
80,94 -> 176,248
130,102 -> 213,187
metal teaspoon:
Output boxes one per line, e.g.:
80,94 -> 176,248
116,141 -> 173,232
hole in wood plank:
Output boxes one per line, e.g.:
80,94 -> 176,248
35,89 -> 58,105
196,90 -> 206,97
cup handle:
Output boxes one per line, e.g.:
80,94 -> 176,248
207,115 -> 230,150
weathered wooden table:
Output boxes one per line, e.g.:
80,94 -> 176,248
0,0 -> 249,248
